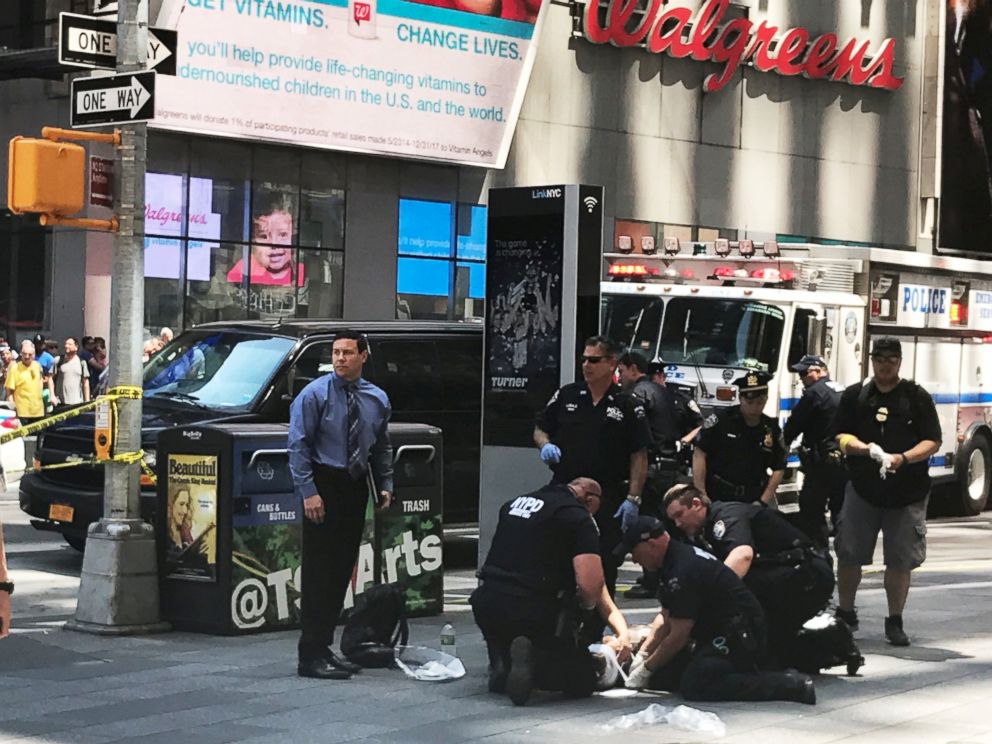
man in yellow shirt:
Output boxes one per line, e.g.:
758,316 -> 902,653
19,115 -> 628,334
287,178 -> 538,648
6,340 -> 45,423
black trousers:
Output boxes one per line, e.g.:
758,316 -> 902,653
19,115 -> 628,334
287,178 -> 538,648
298,465 -> 369,663
470,584 -> 596,698
595,506 -> 623,598
746,556 -> 836,665
798,461 -> 847,547
680,645 -> 808,703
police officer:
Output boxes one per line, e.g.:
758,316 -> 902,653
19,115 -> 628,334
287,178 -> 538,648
617,516 -> 815,704
832,337 -> 941,646
648,360 -> 704,443
471,478 -> 632,706
535,335 -> 651,595
694,371 -> 787,505
618,351 -> 693,599
784,355 -> 847,547
663,484 -> 835,666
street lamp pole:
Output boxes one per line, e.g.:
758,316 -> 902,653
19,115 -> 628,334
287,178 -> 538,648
67,0 -> 167,635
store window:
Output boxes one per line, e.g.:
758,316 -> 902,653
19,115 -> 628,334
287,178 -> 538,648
0,212 -> 47,342
396,199 -> 485,321
146,134 -> 346,333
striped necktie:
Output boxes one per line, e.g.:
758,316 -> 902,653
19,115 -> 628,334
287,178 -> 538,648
346,382 -> 364,479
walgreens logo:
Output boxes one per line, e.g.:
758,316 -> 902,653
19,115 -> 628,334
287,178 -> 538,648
582,0 -> 903,93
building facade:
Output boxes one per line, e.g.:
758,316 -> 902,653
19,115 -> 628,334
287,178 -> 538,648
0,0 -> 934,343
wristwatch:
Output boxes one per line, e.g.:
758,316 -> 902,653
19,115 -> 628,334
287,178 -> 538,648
626,493 -> 642,506
0,581 -> 13,596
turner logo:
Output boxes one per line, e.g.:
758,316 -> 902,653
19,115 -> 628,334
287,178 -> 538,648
532,188 -> 562,199
353,2 -> 371,24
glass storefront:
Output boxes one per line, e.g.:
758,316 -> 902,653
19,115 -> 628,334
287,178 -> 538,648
145,134 -> 345,333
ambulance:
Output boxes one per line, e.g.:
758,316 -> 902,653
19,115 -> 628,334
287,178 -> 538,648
601,240 -> 992,516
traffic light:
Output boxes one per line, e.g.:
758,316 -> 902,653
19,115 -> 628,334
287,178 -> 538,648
7,136 -> 85,216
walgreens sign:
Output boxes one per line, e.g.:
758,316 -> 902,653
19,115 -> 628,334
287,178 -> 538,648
582,0 -> 903,93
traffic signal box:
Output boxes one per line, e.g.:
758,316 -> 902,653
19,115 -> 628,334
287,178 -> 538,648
7,136 -> 85,216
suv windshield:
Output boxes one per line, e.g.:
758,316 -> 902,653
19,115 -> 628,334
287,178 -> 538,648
601,295 -> 664,355
658,298 -> 785,371
144,331 -> 295,409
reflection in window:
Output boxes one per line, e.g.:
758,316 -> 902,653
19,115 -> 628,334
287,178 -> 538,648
396,198 -> 485,321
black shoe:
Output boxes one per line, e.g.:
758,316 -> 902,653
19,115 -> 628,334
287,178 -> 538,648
624,583 -> 657,599
298,659 -> 352,680
488,656 -> 509,694
797,678 -> 816,705
885,615 -> 910,647
834,607 -> 859,631
507,636 -> 534,706
326,649 -> 363,674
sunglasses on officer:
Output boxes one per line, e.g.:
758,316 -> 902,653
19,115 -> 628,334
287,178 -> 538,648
740,391 -> 768,402
581,355 -> 613,364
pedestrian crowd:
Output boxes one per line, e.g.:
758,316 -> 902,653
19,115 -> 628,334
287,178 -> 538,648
0,327 -> 175,425
288,331 -> 938,707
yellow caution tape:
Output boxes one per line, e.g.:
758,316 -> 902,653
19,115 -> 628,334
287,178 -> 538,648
7,384 -> 152,477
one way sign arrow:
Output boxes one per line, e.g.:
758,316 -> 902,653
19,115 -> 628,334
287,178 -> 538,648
71,71 -> 156,128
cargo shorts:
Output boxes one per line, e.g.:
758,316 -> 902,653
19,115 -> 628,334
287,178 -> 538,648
834,482 -> 928,571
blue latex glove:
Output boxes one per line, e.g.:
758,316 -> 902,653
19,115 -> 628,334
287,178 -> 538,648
540,443 -> 562,464
614,499 -> 640,533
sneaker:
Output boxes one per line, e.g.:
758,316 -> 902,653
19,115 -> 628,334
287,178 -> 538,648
885,615 -> 910,647
507,636 -> 534,706
834,607 -> 859,631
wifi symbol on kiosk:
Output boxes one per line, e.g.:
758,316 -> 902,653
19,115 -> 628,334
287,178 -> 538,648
583,196 -> 598,213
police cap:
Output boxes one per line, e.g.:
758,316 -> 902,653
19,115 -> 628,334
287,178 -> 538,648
647,359 -> 666,377
789,354 -> 827,373
614,515 -> 668,559
732,370 -> 773,394
870,337 -> 902,357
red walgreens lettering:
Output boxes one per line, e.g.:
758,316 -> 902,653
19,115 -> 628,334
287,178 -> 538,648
582,0 -> 903,93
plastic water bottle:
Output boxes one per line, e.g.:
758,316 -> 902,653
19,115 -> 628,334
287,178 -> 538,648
440,622 -> 456,657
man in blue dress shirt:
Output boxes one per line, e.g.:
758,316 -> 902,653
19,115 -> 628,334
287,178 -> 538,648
289,329 -> 393,680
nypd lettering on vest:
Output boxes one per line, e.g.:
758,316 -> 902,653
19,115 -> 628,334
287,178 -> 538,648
508,496 -> 544,519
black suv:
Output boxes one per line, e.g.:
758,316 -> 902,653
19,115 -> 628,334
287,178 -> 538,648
20,320 -> 482,549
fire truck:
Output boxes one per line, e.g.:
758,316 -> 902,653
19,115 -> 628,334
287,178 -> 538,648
601,239 -> 992,516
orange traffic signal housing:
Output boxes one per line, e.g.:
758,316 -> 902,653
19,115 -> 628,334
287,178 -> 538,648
7,136 -> 85,216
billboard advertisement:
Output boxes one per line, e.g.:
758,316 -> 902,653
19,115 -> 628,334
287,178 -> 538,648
151,0 -> 547,168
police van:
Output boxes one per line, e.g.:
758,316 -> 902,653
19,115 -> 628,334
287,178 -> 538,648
601,241 -> 992,516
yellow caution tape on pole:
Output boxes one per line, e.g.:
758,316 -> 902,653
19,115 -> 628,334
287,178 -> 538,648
6,385 -> 153,478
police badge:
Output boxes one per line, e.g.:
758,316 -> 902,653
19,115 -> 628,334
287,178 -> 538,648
764,431 -> 773,447
712,520 -> 726,539
876,406 -> 889,423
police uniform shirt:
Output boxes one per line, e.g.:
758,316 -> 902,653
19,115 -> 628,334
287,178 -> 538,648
537,382 -> 651,500
697,407 -> 788,492
630,376 -> 681,450
833,380 -> 942,508
783,376 -> 844,447
703,501 -> 812,561
480,483 -> 601,598
657,539 -> 766,644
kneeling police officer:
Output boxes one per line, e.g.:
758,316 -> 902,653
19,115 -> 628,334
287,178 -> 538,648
694,371 -> 787,505
618,516 -> 816,704
471,478 -> 631,706
663,484 -> 835,665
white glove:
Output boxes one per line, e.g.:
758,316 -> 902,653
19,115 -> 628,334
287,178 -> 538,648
868,443 -> 894,478
625,651 -> 652,689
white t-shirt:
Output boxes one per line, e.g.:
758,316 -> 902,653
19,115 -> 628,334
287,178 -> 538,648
55,355 -> 89,405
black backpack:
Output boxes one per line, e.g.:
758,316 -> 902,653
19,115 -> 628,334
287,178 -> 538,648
340,583 -> 409,668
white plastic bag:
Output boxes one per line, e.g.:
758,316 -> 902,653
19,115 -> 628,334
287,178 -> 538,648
394,646 -> 466,682
601,703 -> 726,736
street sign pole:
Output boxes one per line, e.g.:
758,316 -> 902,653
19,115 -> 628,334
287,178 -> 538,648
68,0 -> 167,636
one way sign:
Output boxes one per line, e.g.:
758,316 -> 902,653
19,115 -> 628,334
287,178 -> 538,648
71,71 -> 155,128
59,13 -> 177,75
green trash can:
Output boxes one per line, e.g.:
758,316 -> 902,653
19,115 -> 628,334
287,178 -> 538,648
157,422 -> 444,634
